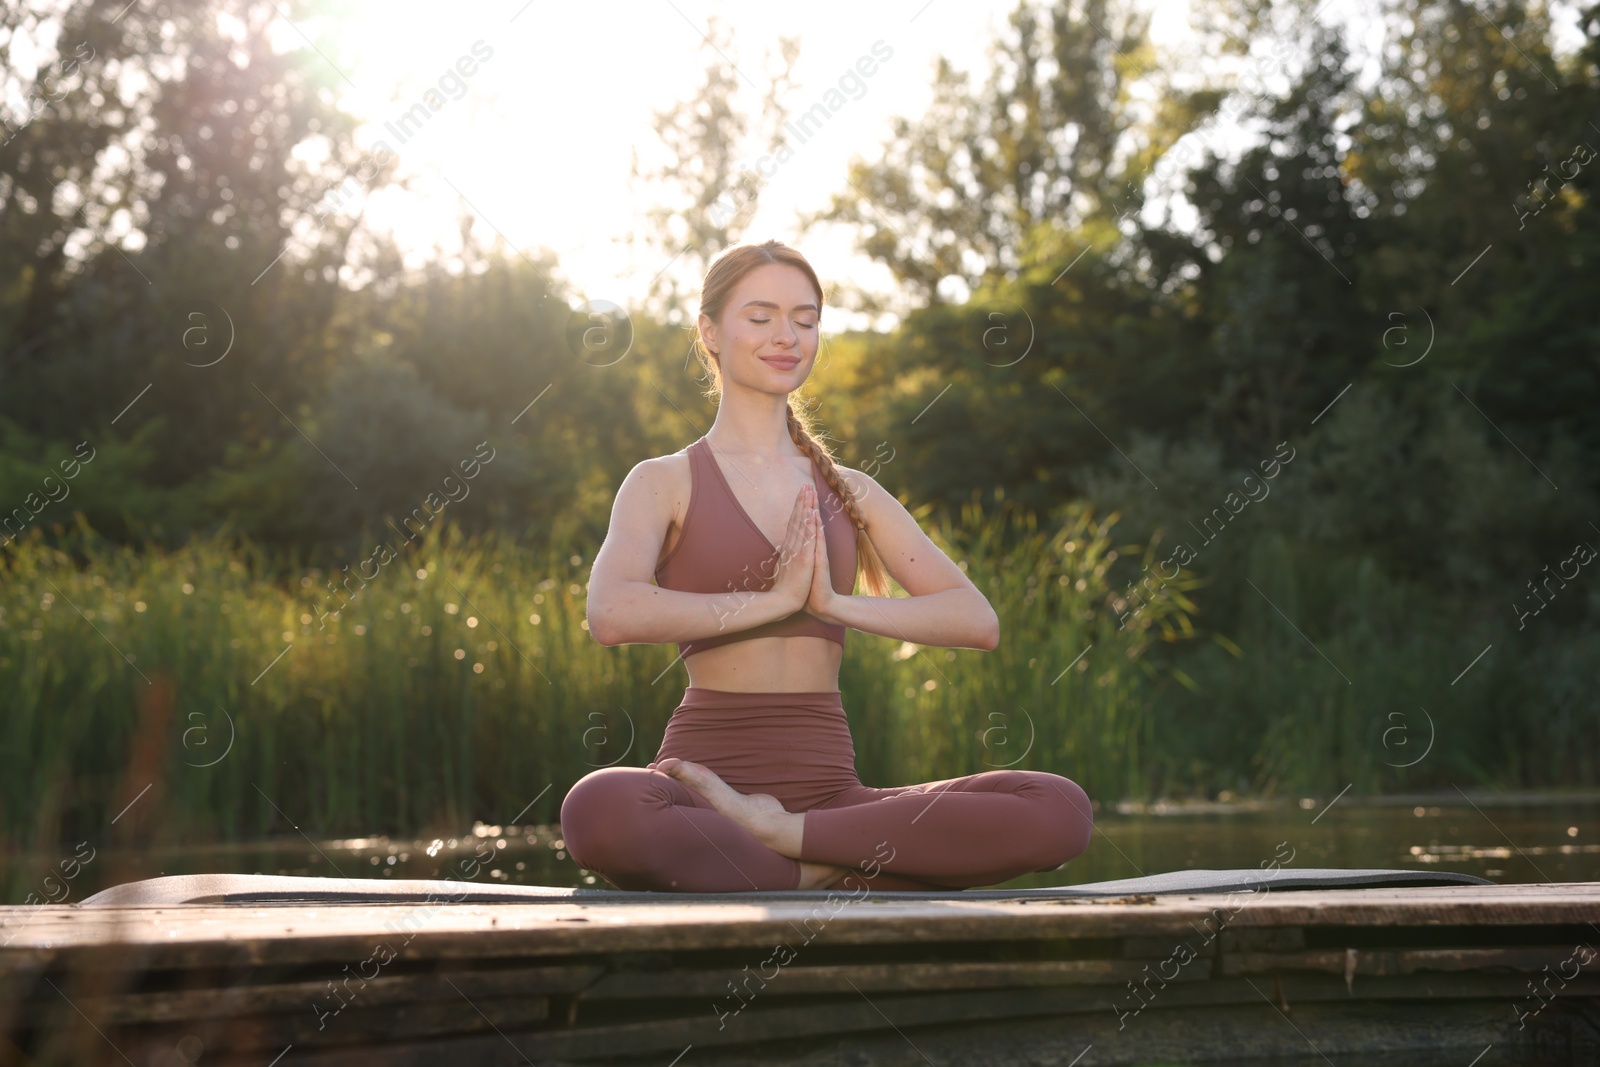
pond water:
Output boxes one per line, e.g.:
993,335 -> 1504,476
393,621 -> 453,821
11,791 -> 1596,903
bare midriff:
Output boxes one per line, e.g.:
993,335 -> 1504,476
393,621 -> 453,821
658,514 -> 844,694
684,635 -> 843,693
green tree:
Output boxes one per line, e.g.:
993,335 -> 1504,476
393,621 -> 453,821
1349,0 -> 1600,471
627,16 -> 799,326
807,0 -> 1213,312
0,0 -> 389,500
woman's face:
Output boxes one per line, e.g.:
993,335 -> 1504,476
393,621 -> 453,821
700,262 -> 821,394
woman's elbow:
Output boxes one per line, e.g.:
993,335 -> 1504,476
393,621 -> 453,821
585,599 -> 620,646
981,622 -> 1000,652
977,605 -> 1001,651
955,589 -> 999,651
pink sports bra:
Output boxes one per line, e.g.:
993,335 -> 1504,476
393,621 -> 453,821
654,436 -> 857,659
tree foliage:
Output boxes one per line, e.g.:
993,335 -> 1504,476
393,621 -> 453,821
1,0 -> 1596,795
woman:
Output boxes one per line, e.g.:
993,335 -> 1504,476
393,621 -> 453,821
561,240 -> 1093,892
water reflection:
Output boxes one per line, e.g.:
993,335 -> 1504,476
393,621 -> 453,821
5,794 -> 1596,901
1035,795 -> 1598,889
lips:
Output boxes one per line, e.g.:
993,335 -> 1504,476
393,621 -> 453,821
760,356 -> 801,369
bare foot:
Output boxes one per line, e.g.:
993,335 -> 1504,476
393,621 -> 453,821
648,757 -> 803,858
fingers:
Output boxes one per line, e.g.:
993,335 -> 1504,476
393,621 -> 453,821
783,484 -> 819,551
784,484 -> 809,541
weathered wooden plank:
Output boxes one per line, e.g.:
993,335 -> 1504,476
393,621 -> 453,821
69,992 -> 553,1053
115,984 -> 1132,1065
25,948 -> 1599,1066
580,956 -> 1210,1000
1279,970 -> 1600,1005
1213,927 -> 1307,953
144,974 -> 1590,1066
5,884 -> 1595,1067
29,964 -> 602,1024
1221,945 -> 1599,979
594,1000 -> 1579,1067
1214,885 -> 1600,930
5,884 -> 1598,970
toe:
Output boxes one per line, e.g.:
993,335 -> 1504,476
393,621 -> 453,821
677,760 -> 714,785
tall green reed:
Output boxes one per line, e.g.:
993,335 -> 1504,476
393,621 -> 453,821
1148,531 -> 1593,798
3,501 -> 1588,856
840,499 -> 1198,804
1,503 -> 1176,850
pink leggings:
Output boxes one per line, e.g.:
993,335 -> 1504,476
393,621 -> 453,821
559,687 -> 1094,892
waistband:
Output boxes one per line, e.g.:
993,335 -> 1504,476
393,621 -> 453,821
678,686 -> 844,711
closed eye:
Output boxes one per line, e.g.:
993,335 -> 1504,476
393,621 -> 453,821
750,318 -> 817,329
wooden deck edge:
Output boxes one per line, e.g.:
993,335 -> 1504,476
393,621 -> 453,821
4,883 -> 1598,968
125,981 -> 1597,1066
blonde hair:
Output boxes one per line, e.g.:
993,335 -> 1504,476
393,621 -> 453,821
689,240 -> 892,599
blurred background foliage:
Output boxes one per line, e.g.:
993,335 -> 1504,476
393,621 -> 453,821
2,0 -> 1597,847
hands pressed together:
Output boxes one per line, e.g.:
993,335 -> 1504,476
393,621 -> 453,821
768,482 -> 842,624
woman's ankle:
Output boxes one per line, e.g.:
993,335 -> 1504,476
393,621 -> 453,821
795,861 -> 848,889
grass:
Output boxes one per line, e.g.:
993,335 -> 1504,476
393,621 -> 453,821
0,502 -> 1593,858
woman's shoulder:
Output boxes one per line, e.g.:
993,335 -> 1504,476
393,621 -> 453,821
628,438 -> 696,466
648,439 -> 697,469
626,442 -> 697,497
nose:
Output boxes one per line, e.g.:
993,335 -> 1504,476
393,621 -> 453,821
772,320 -> 798,348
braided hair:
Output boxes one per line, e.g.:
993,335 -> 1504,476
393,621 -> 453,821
689,240 -> 893,599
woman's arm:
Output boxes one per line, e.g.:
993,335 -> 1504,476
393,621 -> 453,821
585,459 -> 805,647
825,588 -> 998,651
809,469 -> 1000,651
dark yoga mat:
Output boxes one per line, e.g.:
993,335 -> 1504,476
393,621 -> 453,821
81,868 -> 1494,906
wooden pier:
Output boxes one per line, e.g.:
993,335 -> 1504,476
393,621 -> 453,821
3,875 -> 1598,1065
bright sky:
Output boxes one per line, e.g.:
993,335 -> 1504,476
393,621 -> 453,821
292,0 -> 1203,329
291,0 -> 1585,328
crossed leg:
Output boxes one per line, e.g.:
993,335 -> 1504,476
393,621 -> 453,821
560,765 -> 806,891
559,760 -> 1093,893
800,770 -> 1094,888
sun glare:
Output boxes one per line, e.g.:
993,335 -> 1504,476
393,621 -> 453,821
273,0 -> 1204,318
